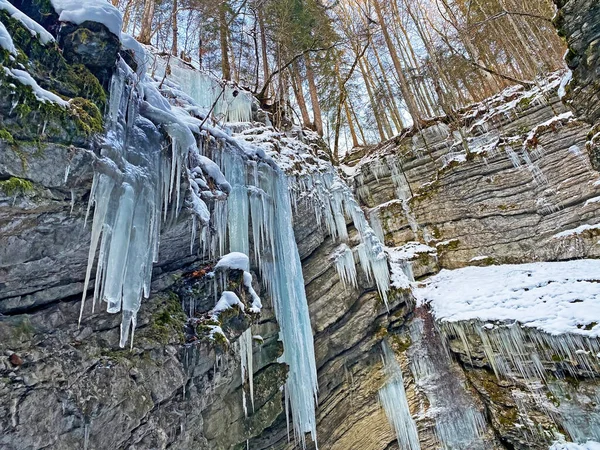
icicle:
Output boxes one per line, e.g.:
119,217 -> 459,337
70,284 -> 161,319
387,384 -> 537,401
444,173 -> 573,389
379,341 -> 421,450
408,316 -> 488,449
240,328 -> 254,414
331,244 -> 358,289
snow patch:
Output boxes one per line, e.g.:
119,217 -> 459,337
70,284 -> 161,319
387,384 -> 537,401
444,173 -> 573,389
215,252 -> 250,272
212,291 -> 244,314
49,0 -> 123,37
3,67 -> 69,106
418,260 -> 600,337
0,20 -> 15,55
553,223 -> 600,238
550,440 -> 600,450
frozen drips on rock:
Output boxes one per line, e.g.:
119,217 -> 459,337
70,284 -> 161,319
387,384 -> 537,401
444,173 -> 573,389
151,55 -> 253,123
419,261 -> 600,443
293,167 -> 390,306
407,313 -> 489,449
201,141 -> 318,447
240,328 -> 254,416
356,155 -> 419,239
379,341 -> 421,450
330,244 -> 358,289
81,38 -> 228,348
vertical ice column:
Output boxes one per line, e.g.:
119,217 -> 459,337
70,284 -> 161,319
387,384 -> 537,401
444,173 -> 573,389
223,149 -> 249,255
379,341 -> 421,450
408,315 -> 488,449
252,163 -> 319,449
240,328 -> 255,415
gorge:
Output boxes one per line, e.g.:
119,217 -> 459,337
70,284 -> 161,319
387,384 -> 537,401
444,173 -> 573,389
0,0 -> 600,449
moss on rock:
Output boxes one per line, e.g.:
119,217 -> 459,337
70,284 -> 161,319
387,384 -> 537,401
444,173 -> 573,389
0,176 -> 34,196
0,9 -> 106,145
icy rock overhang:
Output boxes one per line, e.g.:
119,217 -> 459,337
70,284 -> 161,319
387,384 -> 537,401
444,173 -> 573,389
418,260 -> 600,337
417,260 -> 600,379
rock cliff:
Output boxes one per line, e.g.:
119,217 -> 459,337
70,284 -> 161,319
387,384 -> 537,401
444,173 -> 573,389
0,1 -> 599,450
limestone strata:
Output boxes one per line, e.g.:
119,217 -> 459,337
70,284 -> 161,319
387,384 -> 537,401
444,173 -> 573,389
349,94 -> 600,270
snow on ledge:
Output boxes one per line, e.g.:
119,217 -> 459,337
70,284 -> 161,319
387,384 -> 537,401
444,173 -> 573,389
553,223 -> 600,239
50,0 -> 123,37
215,252 -> 250,272
550,440 -> 600,450
3,67 -> 69,106
417,260 -> 600,337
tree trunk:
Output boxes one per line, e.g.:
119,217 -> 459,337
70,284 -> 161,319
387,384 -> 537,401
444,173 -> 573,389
305,55 -> 323,136
359,57 -> 387,141
219,1 -> 231,80
372,0 -> 421,126
258,8 -> 270,87
171,0 -> 178,57
138,0 -> 155,45
290,62 -> 311,128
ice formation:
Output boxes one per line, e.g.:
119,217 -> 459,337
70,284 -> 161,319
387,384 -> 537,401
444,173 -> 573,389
206,143 -> 319,447
355,155 -> 418,241
407,315 -> 488,449
151,56 -> 253,124
80,25 -> 229,348
289,166 -> 391,306
379,341 -> 421,450
240,328 -> 254,416
420,261 -> 600,442
331,244 -> 358,289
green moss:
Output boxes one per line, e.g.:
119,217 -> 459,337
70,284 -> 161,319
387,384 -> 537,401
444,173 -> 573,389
11,317 -> 34,341
70,97 -> 103,135
518,96 -> 533,109
416,251 -> 431,266
0,128 -> 15,145
410,181 -> 440,205
374,327 -> 389,340
146,292 -> 186,344
438,239 -> 460,251
0,177 -> 34,196
390,333 -> 412,353
0,10 -> 106,142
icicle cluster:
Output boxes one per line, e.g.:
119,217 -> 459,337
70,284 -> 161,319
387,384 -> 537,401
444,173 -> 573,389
356,155 -> 419,240
151,55 -> 253,123
203,144 -> 319,448
379,341 -> 421,450
330,244 -> 358,289
407,317 -> 488,449
292,167 -> 391,306
240,328 -> 254,417
440,321 -> 600,382
81,46 -> 228,347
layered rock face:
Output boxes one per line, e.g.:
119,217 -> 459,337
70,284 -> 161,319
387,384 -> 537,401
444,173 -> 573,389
2,2 -> 600,450
349,87 -> 600,270
0,4 -> 406,450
